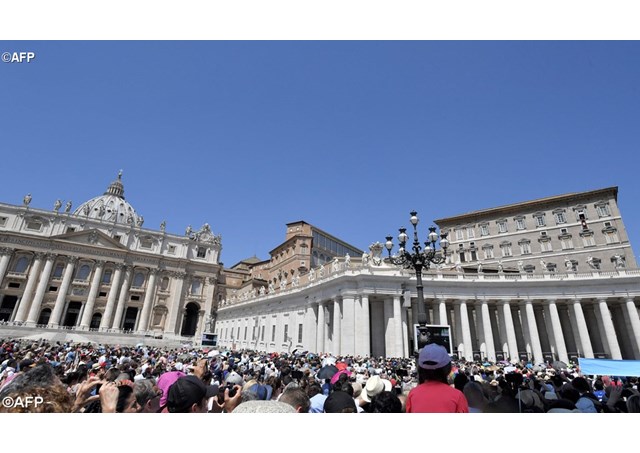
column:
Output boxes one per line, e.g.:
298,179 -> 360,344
100,263 -> 123,330
401,304 -> 409,358
523,299 -> 544,363
195,309 -> 206,341
624,298 -> 640,358
572,299 -> 594,358
438,299 -> 448,326
480,300 -> 496,362
384,298 -> 394,357
597,298 -> 622,360
332,297 -> 341,355
544,299 -> 569,363
26,253 -> 56,325
49,257 -> 77,327
14,252 -> 45,322
393,295 -> 403,358
79,261 -> 105,328
0,248 -> 14,286
111,266 -> 133,330
164,272 -> 186,335
501,299 -> 519,362
361,295 -> 370,357
341,295 -> 355,355
316,301 -> 326,353
458,300 -> 474,360
137,268 -> 159,333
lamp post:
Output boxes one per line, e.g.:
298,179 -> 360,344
384,211 -> 449,353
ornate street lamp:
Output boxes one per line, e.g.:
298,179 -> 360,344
384,211 -> 449,353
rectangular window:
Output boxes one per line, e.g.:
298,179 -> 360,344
605,231 -> 619,244
113,235 -> 122,243
48,286 -> 58,292
516,219 -> 525,230
561,237 -> 574,250
480,225 -> 489,236
597,205 -> 610,217
197,247 -> 207,258
298,324 -> 303,343
66,227 -> 76,233
284,324 -> 289,342
582,235 -> 596,247
483,247 -> 494,259
459,252 -> 466,263
466,228 -> 475,239
520,242 -> 531,255
535,215 -> 545,227
555,212 -> 567,224
26,220 -> 43,231
0,216 -> 7,226
168,245 -> 176,255
470,250 -> 477,261
497,221 -> 507,233
271,325 -> 276,342
501,245 -> 512,257
455,230 -> 464,240
140,238 -> 153,249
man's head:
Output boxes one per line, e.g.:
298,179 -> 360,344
279,387 -> 310,413
417,344 -> 452,384
324,390 -> 357,413
167,375 -> 217,413
134,379 -> 161,413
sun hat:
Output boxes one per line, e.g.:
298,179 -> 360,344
360,375 -> 385,403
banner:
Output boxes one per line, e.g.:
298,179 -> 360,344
578,358 -> 640,377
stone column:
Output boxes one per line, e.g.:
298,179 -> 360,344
316,301 -> 326,353
480,300 -> 496,362
523,299 -> 544,363
25,253 -> 57,325
195,309 -> 206,341
332,297 -> 342,355
458,300 -> 474,360
501,299 -> 519,362
544,299 -> 569,363
79,261 -> 105,329
100,264 -> 123,330
137,268 -> 159,333
572,299 -> 594,358
14,252 -> 45,322
341,295 -> 355,355
384,298 -> 394,357
393,295 -> 403,358
0,248 -> 14,286
624,298 -> 640,358
438,299 -> 448,326
401,304 -> 409,358
111,266 -> 133,330
164,272 -> 186,335
361,295 -> 370,357
49,257 -> 77,327
597,298 -> 622,360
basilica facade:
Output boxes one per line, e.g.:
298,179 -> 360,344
0,173 -> 222,345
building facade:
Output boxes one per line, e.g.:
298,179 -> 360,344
0,173 -> 222,345
215,188 -> 640,362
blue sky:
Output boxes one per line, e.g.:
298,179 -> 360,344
1,41 -> 639,266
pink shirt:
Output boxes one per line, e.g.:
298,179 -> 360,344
406,381 -> 469,413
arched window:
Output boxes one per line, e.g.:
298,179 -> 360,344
76,264 -> 91,280
90,313 -> 102,329
133,272 -> 146,288
14,256 -> 30,273
160,277 -> 170,291
52,263 -> 64,278
37,308 -> 52,325
102,269 -> 113,284
191,279 -> 202,294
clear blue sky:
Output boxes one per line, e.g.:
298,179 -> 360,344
1,41 -> 639,266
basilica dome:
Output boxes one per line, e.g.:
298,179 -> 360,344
73,171 -> 143,226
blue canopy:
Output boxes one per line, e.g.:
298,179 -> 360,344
578,358 -> 640,377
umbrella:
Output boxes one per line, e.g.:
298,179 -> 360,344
336,362 -> 348,371
317,364 -> 339,380
552,360 -> 568,371
330,369 -> 352,384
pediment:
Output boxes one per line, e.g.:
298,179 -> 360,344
51,229 -> 127,249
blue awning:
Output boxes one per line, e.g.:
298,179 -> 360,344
578,358 -> 640,377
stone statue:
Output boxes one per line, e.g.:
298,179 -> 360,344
292,275 -> 300,287
268,281 -> 275,293
160,220 -> 166,232
517,260 -> 524,272
98,205 -> 106,218
309,268 -> 316,281
185,225 -> 193,237
564,258 -> 573,271
614,254 -> 625,269
319,266 -> 325,278
586,255 -> 597,269
477,262 -> 483,274
53,199 -> 62,212
362,252 -> 370,267
331,257 -> 340,273
497,261 -> 504,273
126,213 -> 133,224
540,259 -> 547,272
137,216 -> 144,227
344,253 -> 351,268
23,194 -> 32,206
280,278 -> 287,290
455,261 -> 463,273
65,201 -> 72,213
259,286 -> 266,296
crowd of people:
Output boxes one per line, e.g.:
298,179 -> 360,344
1,337 -> 639,413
